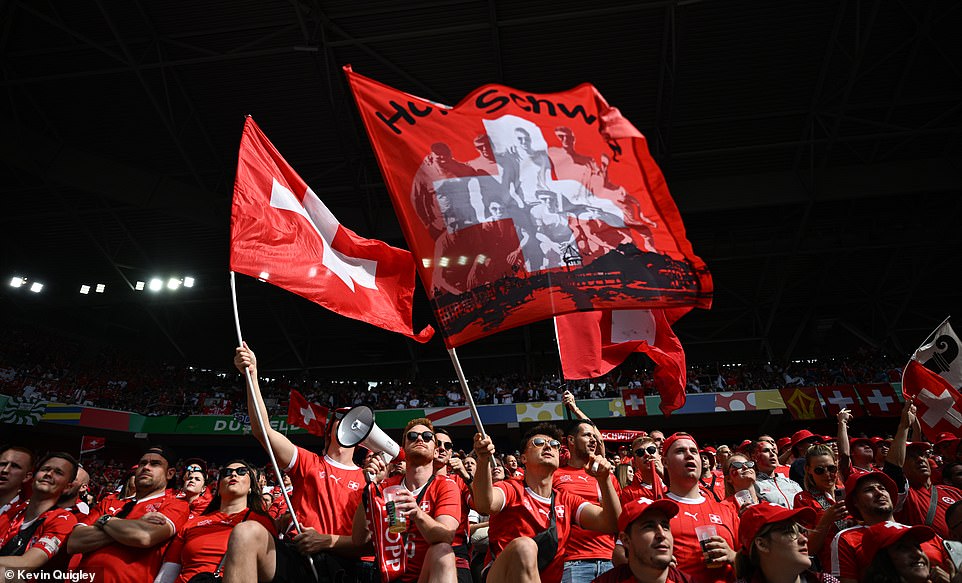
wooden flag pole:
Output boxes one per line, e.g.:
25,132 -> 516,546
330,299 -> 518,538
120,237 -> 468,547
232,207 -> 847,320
446,347 -> 500,469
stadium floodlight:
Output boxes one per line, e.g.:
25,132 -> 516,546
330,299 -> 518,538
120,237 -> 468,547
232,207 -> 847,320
148,278 -> 163,291
95,284 -> 106,293
29,282 -> 43,293
10,276 -> 25,288
183,276 -> 194,288
167,278 -> 181,290
135,281 -> 145,291
80,285 -> 90,294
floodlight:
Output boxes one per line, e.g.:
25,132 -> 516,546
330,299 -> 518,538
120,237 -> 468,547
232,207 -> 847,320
80,285 -> 90,294
183,277 -> 194,288
149,278 -> 163,291
167,278 -> 181,290
135,281 -> 145,291
29,282 -> 43,293
95,284 -> 105,293
10,277 -> 24,288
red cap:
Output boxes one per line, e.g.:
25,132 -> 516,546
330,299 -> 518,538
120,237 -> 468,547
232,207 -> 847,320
859,521 -> 936,564
821,435 -> 837,443
790,430 -> 822,451
700,447 -> 716,462
849,437 -> 874,449
618,496 -> 679,533
738,502 -> 816,551
737,439 -> 753,453
662,433 -> 698,456
776,437 -> 792,453
906,441 -> 933,452
844,471 -> 898,520
936,433 -> 960,448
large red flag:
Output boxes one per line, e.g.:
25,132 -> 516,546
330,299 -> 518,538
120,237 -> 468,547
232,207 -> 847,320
558,308 -> 687,415
902,359 -> 962,438
345,67 -> 712,347
287,390 -> 329,436
230,117 -> 433,342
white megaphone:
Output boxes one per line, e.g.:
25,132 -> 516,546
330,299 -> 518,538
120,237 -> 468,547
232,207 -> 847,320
336,405 -> 404,470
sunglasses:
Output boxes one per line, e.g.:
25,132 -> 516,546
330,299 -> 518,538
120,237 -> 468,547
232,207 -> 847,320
812,465 -> 838,475
407,431 -> 435,443
729,460 -> 756,471
635,446 -> 658,457
530,438 -> 561,449
437,441 -> 453,451
220,466 -> 251,478
186,464 -> 203,473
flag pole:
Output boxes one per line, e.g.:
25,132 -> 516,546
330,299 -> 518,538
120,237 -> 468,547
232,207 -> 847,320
230,272 -> 307,539
446,347 -> 500,469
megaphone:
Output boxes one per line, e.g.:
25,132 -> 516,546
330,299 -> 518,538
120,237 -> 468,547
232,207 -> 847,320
336,405 -> 404,467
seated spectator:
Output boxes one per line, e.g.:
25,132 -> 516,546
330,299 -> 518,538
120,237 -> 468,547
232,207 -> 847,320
735,502 -> 836,583
593,497 -> 690,583
176,460 -> 211,518
752,440 -> 802,508
860,522 -> 947,583
793,444 -> 849,569
723,453 -> 759,509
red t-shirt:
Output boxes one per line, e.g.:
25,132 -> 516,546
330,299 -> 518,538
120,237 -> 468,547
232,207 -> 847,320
830,522 -> 948,580
164,509 -> 277,583
440,473 -> 472,568
793,490 -> 850,569
381,474 -> 462,583
553,465 -> 619,560
664,492 -> 739,583
619,477 -> 664,505
592,563 -> 691,583
895,483 -> 962,538
0,501 -> 77,561
488,479 -> 591,583
78,490 -> 190,583
284,448 -> 365,536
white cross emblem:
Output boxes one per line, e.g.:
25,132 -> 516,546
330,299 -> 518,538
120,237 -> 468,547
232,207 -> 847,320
638,497 -> 653,505
826,390 -> 855,409
625,394 -> 644,412
420,502 -> 431,512
867,389 -> 895,412
300,405 -> 315,424
709,514 -> 723,524
347,480 -> 359,491
917,389 -> 962,428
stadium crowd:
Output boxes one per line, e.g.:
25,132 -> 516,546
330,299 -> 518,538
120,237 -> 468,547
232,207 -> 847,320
1,343 -> 959,583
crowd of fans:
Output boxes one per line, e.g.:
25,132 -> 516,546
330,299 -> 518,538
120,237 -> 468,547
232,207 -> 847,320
1,322 -> 904,418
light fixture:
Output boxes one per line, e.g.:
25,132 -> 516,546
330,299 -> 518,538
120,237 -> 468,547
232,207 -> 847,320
80,285 -> 90,294
135,281 -> 145,291
167,278 -> 181,290
183,277 -> 194,288
29,282 -> 43,293
95,284 -> 106,293
9,276 -> 24,288
148,278 -> 163,291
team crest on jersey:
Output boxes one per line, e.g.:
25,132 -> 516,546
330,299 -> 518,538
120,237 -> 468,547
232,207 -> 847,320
709,514 -> 723,524
943,496 -> 956,504
197,519 -> 215,527
348,480 -> 360,491
421,501 -> 432,513
146,503 -> 160,513
559,475 -> 572,483
555,505 -> 565,518
318,470 -> 327,479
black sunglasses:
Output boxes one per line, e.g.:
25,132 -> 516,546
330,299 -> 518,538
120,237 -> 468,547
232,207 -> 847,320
221,466 -> 251,478
407,430 -> 435,443
730,460 -> 756,470
812,465 -> 838,475
635,446 -> 658,457
530,438 -> 561,449
437,441 -> 453,451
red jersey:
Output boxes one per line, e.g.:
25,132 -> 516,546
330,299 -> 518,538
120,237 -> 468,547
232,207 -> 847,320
830,522 -> 948,580
592,563 -> 692,583
894,483 -> 962,538
78,490 -> 190,583
0,501 -> 76,561
553,465 -> 619,561
284,447 -> 365,536
619,477 -> 665,505
164,509 -> 276,583
176,490 -> 212,519
381,474 -> 462,583
793,490 -> 850,570
488,479 -> 591,583
664,492 -> 739,583
441,473 -> 472,569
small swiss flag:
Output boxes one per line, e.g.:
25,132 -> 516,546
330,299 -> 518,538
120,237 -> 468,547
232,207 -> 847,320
80,436 -> 106,454
621,388 -> 649,417
287,390 -> 329,436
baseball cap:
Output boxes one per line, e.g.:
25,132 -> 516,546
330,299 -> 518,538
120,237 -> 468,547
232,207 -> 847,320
143,445 -> 177,466
662,433 -> 698,455
849,437 -> 874,450
790,430 -> 822,451
844,471 -> 899,520
618,496 -> 680,533
738,502 -> 816,551
776,437 -> 792,453
859,521 -> 936,564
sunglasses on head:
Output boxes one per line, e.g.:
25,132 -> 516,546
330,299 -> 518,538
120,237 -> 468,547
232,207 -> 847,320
220,466 -> 250,478
530,438 -> 561,449
186,464 -> 203,473
407,430 -> 435,443
812,465 -> 838,475
635,446 -> 658,457
437,441 -> 453,451
729,460 -> 755,471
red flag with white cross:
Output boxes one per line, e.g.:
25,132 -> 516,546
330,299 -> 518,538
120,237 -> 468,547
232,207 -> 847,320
621,388 -> 649,417
230,116 -> 433,342
816,385 -> 865,417
855,383 -> 901,417
80,436 -> 106,454
286,390 -> 329,436
344,67 -> 712,348
903,359 -> 962,437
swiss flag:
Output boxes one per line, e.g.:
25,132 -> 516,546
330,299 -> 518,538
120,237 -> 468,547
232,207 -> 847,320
816,385 -> 865,417
621,388 -> 649,417
230,117 -> 433,342
80,436 -> 106,454
558,308 -> 688,415
855,383 -> 901,417
903,359 -> 962,437
287,390 -> 329,436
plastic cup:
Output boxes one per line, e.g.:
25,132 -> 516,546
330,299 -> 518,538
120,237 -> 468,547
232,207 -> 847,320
383,484 -> 408,534
735,489 -> 754,508
695,524 -> 720,568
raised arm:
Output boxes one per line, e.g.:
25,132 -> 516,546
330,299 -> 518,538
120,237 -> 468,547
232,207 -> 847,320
470,434 -> 505,515
235,343 -> 296,469
576,454 -> 621,533
886,398 -> 916,469
837,408 -> 853,480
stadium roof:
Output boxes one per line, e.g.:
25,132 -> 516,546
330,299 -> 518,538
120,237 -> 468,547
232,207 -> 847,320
3,0 -> 960,377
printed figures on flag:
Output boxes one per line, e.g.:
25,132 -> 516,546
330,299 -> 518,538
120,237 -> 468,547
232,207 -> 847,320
230,117 -> 433,342
915,318 -> 962,389
345,67 -> 712,347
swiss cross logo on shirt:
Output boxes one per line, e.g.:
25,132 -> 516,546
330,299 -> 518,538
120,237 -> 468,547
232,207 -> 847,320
559,475 -> 572,483
197,519 -> 214,527
555,505 -> 566,519
883,521 -> 908,530
709,514 -> 723,525
318,470 -> 327,479
348,480 -> 360,491
420,501 -> 431,513
146,504 -> 159,513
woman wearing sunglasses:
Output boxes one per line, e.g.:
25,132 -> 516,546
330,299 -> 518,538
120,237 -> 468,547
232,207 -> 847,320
793,444 -> 850,571
154,461 -> 275,583
735,502 -> 838,583
723,452 -> 759,510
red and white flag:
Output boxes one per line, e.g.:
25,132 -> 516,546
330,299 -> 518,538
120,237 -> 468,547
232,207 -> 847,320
620,388 -> 650,417
287,390 -> 329,436
902,359 -> 962,437
80,436 -> 106,454
855,383 -> 900,417
230,117 -> 433,342
915,318 -> 962,389
816,385 -> 865,417
345,67 -> 711,348
559,308 -> 687,415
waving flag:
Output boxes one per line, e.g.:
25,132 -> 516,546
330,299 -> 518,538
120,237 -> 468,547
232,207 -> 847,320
855,383 -> 900,417
287,390 -> 329,436
81,436 -> 106,454
345,67 -> 711,347
816,385 -> 865,417
903,359 -> 962,437
230,117 -> 433,342
915,318 -> 962,389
